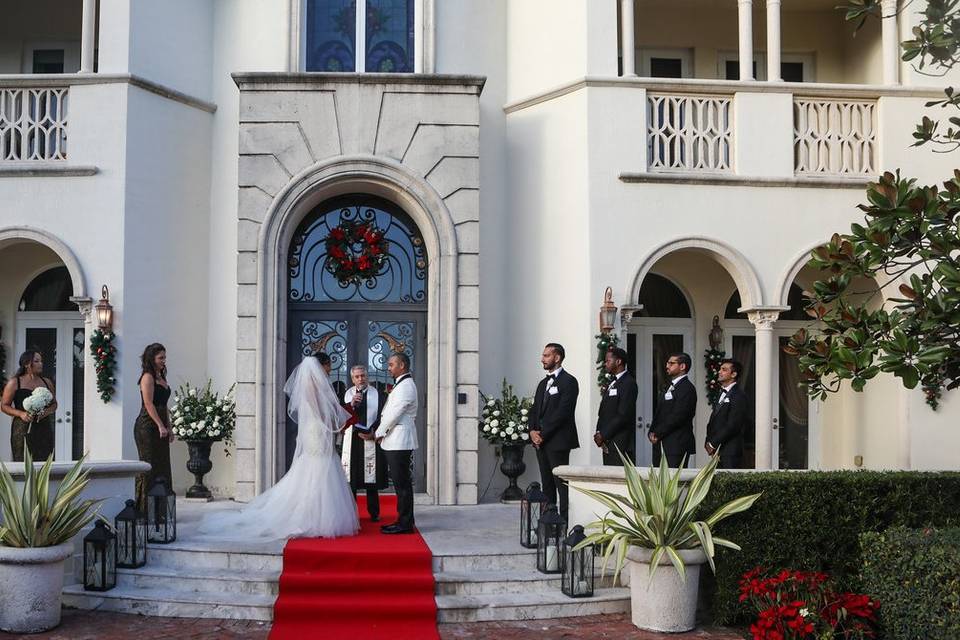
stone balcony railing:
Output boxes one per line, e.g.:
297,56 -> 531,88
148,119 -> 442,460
0,85 -> 69,161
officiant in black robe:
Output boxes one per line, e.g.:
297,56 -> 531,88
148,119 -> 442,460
342,365 -> 388,521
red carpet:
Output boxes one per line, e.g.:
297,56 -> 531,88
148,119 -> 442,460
269,495 -> 439,640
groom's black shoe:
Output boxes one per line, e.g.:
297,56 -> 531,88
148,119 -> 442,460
370,515 -> 380,522
380,522 -> 398,531
381,524 -> 415,534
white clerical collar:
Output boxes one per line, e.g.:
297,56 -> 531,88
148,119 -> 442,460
671,373 -> 688,385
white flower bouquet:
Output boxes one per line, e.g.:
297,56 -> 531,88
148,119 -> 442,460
170,380 -> 236,442
479,379 -> 533,447
22,387 -> 54,425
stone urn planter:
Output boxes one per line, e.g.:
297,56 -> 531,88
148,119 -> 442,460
0,542 -> 74,633
499,443 -> 526,502
185,440 -> 216,500
625,546 -> 707,633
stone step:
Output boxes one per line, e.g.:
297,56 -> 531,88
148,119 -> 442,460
431,549 -> 537,572
61,583 -> 276,621
435,569 -> 620,596
142,543 -> 283,572
116,565 -> 280,596
435,587 -> 631,623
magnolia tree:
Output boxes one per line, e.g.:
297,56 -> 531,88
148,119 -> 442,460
788,1 -> 960,409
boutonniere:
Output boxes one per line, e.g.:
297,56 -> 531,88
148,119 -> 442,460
385,384 -> 394,394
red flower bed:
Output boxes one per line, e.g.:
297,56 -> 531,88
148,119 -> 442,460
739,567 -> 879,640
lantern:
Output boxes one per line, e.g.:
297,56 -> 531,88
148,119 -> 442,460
83,520 -> 117,592
115,499 -> 147,568
94,285 -> 113,331
520,482 -> 548,549
536,507 -> 565,574
146,477 -> 177,544
561,525 -> 595,598
598,286 -> 617,333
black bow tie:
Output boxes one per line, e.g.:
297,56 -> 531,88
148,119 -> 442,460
546,374 -> 556,381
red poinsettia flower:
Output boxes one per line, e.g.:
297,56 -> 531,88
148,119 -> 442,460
363,229 -> 381,245
329,246 -> 346,260
329,227 -> 346,241
341,259 -> 354,272
357,255 -> 371,271
369,244 -> 382,256
353,224 -> 367,241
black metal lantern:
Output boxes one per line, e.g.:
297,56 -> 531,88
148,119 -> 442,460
115,498 -> 147,568
520,481 -> 548,549
146,477 -> 177,543
561,525 -> 595,598
536,507 -> 565,574
83,520 -> 117,592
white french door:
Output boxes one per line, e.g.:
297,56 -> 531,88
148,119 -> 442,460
724,321 -> 820,469
626,321 -> 695,467
15,312 -> 85,461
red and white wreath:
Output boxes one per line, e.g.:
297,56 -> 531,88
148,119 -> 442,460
325,220 -> 389,284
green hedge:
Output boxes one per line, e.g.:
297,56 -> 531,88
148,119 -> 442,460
859,527 -> 960,639
698,471 -> 960,625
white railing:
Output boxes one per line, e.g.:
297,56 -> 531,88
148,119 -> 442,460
647,93 -> 733,172
793,98 -> 876,176
0,87 -> 69,161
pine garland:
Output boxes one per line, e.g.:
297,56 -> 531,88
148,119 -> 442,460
595,332 -> 620,390
90,329 -> 117,403
704,348 -> 726,406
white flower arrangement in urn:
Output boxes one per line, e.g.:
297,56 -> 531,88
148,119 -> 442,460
479,379 -> 533,446
170,380 -> 236,443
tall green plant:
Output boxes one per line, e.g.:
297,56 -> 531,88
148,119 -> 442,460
0,447 -> 101,547
574,447 -> 761,583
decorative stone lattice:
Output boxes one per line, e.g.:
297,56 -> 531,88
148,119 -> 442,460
647,93 -> 733,172
793,98 -> 876,176
0,87 -> 68,161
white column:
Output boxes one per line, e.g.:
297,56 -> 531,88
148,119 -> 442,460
738,0 -> 754,80
621,0 -> 636,77
79,0 -> 97,73
748,310 -> 779,469
766,0 -> 781,81
881,0 -> 899,85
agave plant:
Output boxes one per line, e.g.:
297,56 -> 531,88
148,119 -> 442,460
0,447 -> 101,548
574,446 -> 761,583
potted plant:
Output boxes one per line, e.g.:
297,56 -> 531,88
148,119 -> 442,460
0,448 -> 101,633
479,379 -> 533,501
171,380 -> 236,500
574,448 -> 762,633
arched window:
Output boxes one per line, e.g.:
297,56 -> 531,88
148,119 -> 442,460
288,195 -> 427,304
18,266 -> 74,311
304,0 -> 415,73
637,273 -> 691,318
725,284 -> 808,321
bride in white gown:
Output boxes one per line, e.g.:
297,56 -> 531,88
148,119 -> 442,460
198,356 -> 360,539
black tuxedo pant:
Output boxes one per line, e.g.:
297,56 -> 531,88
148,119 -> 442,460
385,449 -> 414,529
536,447 -> 570,522
718,453 -> 741,469
652,446 -> 689,469
602,448 -> 635,467
353,486 -> 380,519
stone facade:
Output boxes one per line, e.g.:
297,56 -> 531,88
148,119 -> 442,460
232,73 -> 484,504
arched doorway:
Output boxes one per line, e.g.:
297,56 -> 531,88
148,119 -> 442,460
626,273 -> 695,466
8,265 -> 84,461
285,194 -> 428,489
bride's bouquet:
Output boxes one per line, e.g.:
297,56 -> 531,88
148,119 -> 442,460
479,379 -> 533,447
171,380 -> 236,442
22,387 -> 54,430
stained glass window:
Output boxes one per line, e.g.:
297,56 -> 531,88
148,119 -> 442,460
304,0 -> 414,73
288,195 -> 427,304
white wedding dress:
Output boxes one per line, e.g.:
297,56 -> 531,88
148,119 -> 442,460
197,357 -> 359,540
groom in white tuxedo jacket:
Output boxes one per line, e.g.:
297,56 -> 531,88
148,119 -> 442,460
370,352 -> 418,534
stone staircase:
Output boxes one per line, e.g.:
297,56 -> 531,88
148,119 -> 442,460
62,500 -> 631,623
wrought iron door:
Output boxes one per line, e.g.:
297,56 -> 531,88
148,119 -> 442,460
287,308 -> 428,490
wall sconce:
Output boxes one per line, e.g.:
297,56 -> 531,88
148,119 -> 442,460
95,285 -> 113,332
598,286 -> 617,334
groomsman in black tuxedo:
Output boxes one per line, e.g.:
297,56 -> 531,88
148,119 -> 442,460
648,352 -> 696,468
594,347 -> 638,466
529,343 -> 579,522
705,359 -> 748,469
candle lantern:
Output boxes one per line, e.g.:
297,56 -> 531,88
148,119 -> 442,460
115,499 -> 147,568
83,520 -> 117,592
520,482 -> 548,549
146,477 -> 177,544
561,525 -> 595,598
536,507 -> 565,574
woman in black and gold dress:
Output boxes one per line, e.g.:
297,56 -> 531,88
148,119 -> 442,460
1,350 -> 57,462
134,343 -> 174,510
